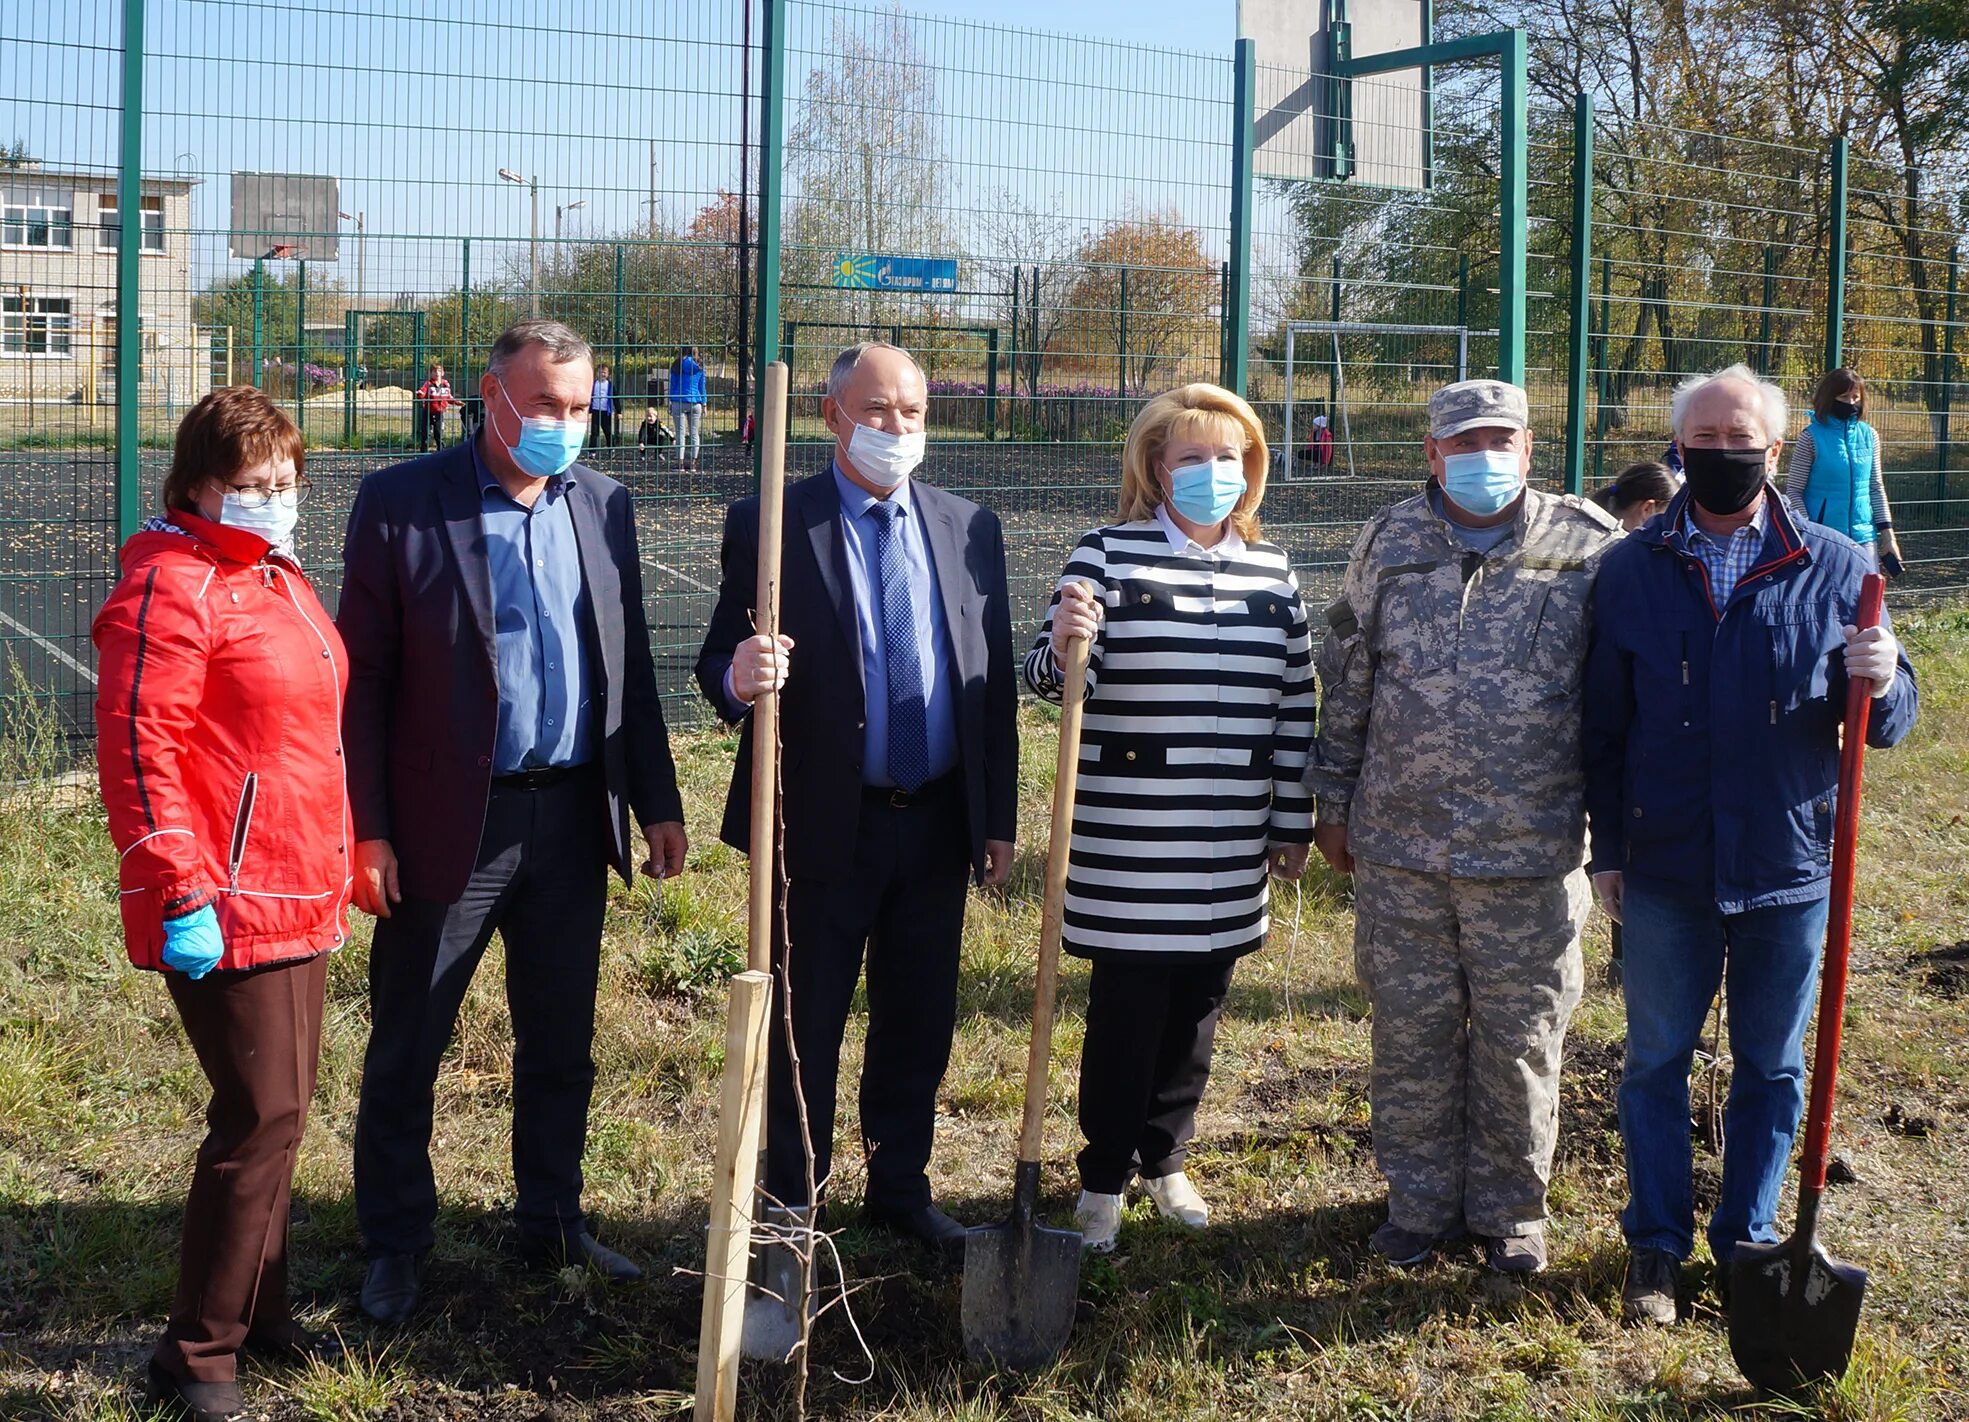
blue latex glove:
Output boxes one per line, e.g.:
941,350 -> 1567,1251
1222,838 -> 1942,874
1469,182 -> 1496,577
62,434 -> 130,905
161,904 -> 224,980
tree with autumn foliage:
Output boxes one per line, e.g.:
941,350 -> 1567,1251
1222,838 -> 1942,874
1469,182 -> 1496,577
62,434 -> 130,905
1056,210 -> 1220,392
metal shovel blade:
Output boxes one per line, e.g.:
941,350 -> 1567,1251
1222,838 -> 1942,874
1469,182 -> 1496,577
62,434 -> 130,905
1729,1237 -> 1868,1395
961,1165 -> 1080,1370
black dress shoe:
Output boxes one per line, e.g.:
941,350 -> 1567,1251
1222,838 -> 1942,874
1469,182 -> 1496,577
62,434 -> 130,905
360,1253 -> 422,1324
144,1360 -> 244,1420
243,1323 -> 345,1364
865,1199 -> 968,1256
521,1230 -> 642,1281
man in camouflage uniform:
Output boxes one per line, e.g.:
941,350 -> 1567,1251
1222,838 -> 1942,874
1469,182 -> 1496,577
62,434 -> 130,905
1308,379 -> 1621,1274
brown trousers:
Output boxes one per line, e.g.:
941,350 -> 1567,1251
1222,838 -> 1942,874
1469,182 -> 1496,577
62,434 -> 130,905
156,949 -> 329,1383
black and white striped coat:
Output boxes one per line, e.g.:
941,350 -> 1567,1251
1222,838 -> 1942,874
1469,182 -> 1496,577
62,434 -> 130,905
1024,512 -> 1317,963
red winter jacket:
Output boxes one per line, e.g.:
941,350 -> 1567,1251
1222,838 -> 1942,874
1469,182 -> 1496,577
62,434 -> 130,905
93,513 -> 354,972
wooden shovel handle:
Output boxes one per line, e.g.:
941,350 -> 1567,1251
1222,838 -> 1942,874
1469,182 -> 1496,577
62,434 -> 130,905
1797,572 -> 1884,1195
746,361 -> 789,976
1017,635 -> 1091,1164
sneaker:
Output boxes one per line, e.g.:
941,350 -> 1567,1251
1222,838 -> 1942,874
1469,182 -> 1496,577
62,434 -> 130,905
1621,1246 -> 1680,1325
1485,1232 -> 1548,1275
1074,1190 -> 1123,1253
1370,1220 -> 1452,1267
1140,1171 -> 1209,1228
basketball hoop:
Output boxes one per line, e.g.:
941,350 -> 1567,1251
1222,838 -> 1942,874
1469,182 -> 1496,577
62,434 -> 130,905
265,243 -> 297,260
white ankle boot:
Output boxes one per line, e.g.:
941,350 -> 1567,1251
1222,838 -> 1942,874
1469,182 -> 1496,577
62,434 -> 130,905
1141,1171 -> 1209,1228
1074,1190 -> 1123,1253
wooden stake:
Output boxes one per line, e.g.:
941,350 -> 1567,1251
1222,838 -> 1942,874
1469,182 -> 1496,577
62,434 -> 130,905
695,360 -> 790,1422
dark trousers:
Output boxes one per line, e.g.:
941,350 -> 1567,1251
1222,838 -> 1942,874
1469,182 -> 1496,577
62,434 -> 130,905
1076,955 -> 1236,1194
157,950 -> 329,1384
590,410 -> 615,447
354,769 -> 608,1256
765,780 -> 971,1211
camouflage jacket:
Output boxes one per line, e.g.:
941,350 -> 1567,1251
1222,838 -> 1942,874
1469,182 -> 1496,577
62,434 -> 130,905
1308,485 -> 1622,877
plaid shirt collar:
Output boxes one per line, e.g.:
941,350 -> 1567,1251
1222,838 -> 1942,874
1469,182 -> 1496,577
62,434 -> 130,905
1679,494 -> 1772,611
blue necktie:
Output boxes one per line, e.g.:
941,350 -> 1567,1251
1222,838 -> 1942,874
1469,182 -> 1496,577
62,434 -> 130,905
867,500 -> 930,792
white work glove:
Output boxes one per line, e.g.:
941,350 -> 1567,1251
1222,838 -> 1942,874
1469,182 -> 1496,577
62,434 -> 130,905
1841,624 -> 1899,699
1050,579 -> 1103,664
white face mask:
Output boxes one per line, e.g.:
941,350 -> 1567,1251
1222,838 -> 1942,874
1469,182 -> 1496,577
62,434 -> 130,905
218,490 -> 300,550
845,421 -> 926,488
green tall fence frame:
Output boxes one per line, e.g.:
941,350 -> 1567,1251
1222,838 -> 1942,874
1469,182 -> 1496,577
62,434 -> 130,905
1224,37 -> 1255,395
1331,28 -> 1530,385
1825,134 -> 1849,372
114,0 -> 146,542
1563,92 -> 1594,494
751,0 -> 788,481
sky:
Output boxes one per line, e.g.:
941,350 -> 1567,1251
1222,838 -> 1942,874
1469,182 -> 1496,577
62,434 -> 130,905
0,0 -> 1437,316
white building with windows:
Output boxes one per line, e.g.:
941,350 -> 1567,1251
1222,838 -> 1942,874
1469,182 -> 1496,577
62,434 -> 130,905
0,165 -> 204,407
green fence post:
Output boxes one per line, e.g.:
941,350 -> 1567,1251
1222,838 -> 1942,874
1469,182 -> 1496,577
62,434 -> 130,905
1225,37 -> 1255,395
459,237 -> 472,405
251,257 -> 265,391
985,326 -> 999,441
295,259 -> 307,441
752,0 -> 788,482
612,242 -> 625,378
114,0 -> 145,541
1563,91 -> 1593,494
1497,27 -> 1528,384
1593,254 -> 1611,486
1825,133 -> 1848,372
1756,244 -> 1776,375
1326,257 -> 1343,417
1009,267 -> 1021,402
1940,243 -> 1958,506
343,310 -> 355,447
1456,251 -> 1469,333
1029,267 -> 1041,422
1117,265 -> 1129,397
1219,261 -> 1230,379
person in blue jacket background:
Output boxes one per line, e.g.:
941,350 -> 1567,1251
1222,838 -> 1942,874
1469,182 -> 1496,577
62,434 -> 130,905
1785,367 -> 1904,576
1581,363 -> 1917,1329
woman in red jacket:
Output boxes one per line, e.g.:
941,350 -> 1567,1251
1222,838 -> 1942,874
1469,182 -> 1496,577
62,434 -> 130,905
93,386 -> 353,1421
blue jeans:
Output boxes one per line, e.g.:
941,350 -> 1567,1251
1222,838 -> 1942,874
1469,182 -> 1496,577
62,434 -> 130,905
1617,878 -> 1828,1264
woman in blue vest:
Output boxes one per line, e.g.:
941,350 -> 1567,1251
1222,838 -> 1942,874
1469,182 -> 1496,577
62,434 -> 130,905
1785,368 -> 1903,576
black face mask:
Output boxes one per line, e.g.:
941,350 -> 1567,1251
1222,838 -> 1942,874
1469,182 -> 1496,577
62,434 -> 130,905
1832,400 -> 1861,420
1681,445 -> 1769,515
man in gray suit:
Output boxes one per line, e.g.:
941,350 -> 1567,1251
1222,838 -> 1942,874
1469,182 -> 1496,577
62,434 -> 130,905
338,319 -> 687,1322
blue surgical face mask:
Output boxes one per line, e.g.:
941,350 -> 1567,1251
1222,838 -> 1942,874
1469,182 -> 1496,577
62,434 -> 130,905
218,490 -> 300,549
1166,457 -> 1246,526
497,380 -> 587,478
1440,447 -> 1524,517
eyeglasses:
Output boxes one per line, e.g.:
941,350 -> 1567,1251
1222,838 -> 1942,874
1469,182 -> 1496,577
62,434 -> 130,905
226,474 -> 314,509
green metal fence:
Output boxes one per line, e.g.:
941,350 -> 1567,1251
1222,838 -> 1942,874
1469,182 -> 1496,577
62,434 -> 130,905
2,0 -> 1966,745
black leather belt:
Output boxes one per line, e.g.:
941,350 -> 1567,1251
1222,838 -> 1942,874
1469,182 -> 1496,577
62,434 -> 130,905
492,763 -> 590,791
861,770 -> 959,810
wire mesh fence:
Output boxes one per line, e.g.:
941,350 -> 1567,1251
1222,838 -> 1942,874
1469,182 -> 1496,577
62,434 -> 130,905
2,0 -> 1967,749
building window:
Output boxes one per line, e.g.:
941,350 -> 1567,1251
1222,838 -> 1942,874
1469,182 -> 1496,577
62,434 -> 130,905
2,295 -> 75,355
2,186 -> 74,249
97,194 -> 166,253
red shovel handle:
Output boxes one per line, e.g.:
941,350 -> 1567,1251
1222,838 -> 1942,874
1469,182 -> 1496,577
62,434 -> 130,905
1797,572 -> 1885,1195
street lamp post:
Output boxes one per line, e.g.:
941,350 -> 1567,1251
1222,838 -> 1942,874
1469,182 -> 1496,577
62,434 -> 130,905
555,198 -> 587,242
338,209 -> 365,377
498,167 -> 540,317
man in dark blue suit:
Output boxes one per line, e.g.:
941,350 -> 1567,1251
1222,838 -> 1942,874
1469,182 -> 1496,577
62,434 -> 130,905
697,342 -> 1017,1256
337,320 -> 687,1323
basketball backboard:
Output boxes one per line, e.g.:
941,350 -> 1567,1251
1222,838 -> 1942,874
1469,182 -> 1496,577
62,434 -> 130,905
229,171 -> 340,260
1240,0 -> 1430,190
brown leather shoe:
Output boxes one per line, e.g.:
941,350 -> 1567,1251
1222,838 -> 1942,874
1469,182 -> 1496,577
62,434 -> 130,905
145,1360 -> 244,1420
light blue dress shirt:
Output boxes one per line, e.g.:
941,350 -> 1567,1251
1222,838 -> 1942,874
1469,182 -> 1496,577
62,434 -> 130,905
832,464 -> 958,787
474,438 -> 595,772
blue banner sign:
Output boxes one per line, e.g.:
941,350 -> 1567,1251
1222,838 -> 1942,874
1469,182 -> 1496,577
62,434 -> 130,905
831,252 -> 959,292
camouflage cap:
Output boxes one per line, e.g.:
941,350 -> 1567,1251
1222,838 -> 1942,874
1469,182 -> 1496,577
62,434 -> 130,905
1429,379 -> 1529,439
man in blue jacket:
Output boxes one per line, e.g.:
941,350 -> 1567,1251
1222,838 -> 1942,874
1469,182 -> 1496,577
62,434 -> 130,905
1583,363 -> 1917,1327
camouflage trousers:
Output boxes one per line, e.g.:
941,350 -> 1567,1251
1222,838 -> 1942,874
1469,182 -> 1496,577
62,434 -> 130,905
1352,858 -> 1588,1238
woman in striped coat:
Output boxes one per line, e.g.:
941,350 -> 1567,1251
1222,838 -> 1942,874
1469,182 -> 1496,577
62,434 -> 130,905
1025,383 -> 1316,1252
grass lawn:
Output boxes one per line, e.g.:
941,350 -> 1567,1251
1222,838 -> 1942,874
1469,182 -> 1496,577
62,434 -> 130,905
1,609 -> 1966,1421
